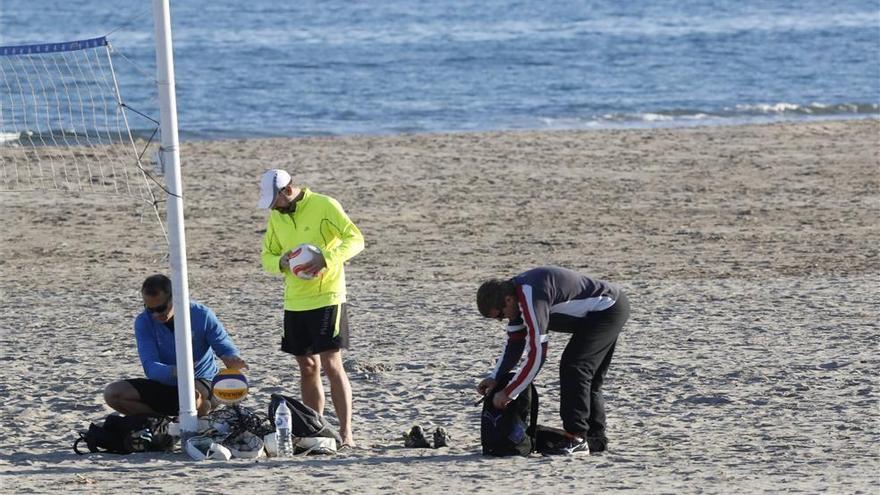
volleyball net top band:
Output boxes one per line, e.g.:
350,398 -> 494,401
0,37 -> 109,56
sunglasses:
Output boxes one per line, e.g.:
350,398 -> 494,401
144,299 -> 172,314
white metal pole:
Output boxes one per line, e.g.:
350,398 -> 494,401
152,0 -> 198,437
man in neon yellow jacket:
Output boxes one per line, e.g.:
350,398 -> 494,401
258,169 -> 364,448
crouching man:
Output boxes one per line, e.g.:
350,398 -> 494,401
104,274 -> 248,417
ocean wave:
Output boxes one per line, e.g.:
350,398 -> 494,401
730,102 -> 880,115
160,11 -> 878,47
596,102 -> 880,124
566,12 -> 877,38
0,128 -> 156,146
0,131 -> 23,144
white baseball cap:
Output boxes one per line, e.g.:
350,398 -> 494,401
257,169 -> 292,209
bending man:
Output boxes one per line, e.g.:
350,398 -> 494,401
476,266 -> 629,455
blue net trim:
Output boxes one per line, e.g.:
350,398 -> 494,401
0,36 -> 107,56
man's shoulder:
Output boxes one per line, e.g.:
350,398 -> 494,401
514,267 -> 547,284
305,190 -> 342,208
134,311 -> 151,330
518,265 -> 575,281
188,301 -> 214,317
513,267 -> 565,294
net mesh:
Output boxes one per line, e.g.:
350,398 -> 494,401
0,37 -> 161,205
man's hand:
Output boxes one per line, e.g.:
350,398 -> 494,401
279,251 -> 292,272
299,250 -> 326,277
492,390 -> 511,409
476,377 -> 497,396
280,248 -> 326,276
220,355 -> 248,370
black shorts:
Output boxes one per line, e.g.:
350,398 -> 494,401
282,304 -> 350,356
126,378 -> 213,416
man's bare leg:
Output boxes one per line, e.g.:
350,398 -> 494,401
194,381 -> 213,417
295,354 -> 325,415
104,380 -> 157,415
320,349 -> 354,447
104,380 -> 211,416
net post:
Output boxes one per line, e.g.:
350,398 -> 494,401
152,0 -> 197,438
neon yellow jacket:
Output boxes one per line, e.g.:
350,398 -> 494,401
261,188 -> 364,311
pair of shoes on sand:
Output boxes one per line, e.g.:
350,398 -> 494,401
403,425 -> 450,449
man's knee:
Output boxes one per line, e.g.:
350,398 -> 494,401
196,393 -> 212,416
560,362 -> 595,380
297,355 -> 321,378
104,381 -> 132,403
195,383 -> 214,416
319,350 -> 347,381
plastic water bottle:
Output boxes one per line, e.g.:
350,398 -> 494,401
275,401 -> 294,457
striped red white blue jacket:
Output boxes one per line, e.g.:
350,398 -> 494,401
489,266 -> 622,399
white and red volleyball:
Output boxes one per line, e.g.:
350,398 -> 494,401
211,368 -> 248,405
288,244 -> 323,280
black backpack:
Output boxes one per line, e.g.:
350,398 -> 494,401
73,414 -> 174,455
480,372 -> 539,456
268,393 -> 342,446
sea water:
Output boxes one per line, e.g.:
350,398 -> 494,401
1,0 -> 877,139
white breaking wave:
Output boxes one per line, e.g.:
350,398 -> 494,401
731,102 -> 880,115
0,132 -> 21,144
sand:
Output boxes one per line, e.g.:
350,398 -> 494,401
1,119 -> 878,494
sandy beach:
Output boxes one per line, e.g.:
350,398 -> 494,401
1,119 -> 878,494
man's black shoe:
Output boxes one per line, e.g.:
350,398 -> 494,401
403,425 -> 432,448
586,435 -> 608,453
542,435 -> 590,456
433,426 -> 451,448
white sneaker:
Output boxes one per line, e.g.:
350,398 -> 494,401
185,436 -> 232,461
294,436 -> 337,455
263,432 -> 278,457
224,431 -> 265,459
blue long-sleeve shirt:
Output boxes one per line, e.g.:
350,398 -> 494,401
134,301 -> 239,386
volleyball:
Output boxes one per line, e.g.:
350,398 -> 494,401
211,368 -> 249,405
288,244 -> 324,280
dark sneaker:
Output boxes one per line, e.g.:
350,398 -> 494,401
542,435 -> 590,456
403,425 -> 432,448
433,427 -> 451,448
586,435 -> 608,453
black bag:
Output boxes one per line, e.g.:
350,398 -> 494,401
73,414 -> 174,455
268,393 -> 342,446
534,425 -> 569,454
480,373 -> 539,456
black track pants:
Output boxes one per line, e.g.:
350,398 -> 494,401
558,292 -> 629,436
